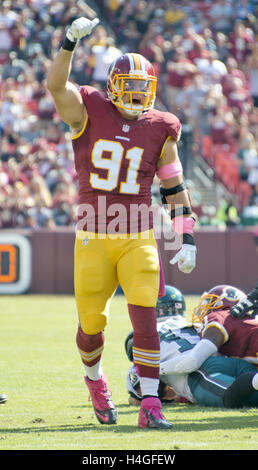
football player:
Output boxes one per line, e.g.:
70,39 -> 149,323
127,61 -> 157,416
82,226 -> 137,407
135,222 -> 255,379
47,17 -> 196,429
125,285 -> 258,408
168,284 -> 258,405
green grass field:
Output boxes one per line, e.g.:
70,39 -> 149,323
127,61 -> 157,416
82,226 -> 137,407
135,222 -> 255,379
0,295 -> 257,451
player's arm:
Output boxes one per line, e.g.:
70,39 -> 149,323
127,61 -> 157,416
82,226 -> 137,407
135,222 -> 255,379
160,333 -> 219,376
230,282 -> 258,318
157,138 -> 196,274
47,17 -> 99,133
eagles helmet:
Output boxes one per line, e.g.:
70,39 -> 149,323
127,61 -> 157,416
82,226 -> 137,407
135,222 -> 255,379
125,330 -> 134,362
192,284 -> 246,324
106,53 -> 157,117
156,285 -> 186,321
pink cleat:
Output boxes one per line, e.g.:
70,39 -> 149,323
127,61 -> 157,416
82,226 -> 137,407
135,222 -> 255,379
85,375 -> 118,425
138,397 -> 173,429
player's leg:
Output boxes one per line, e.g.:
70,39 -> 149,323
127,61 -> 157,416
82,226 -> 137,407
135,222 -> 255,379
74,235 -> 118,424
118,230 -> 172,429
222,358 -> 258,408
188,356 -> 258,408
187,356 -> 236,407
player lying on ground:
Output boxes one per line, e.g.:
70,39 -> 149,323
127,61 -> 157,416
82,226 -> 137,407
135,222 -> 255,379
125,285 -> 258,408
47,17 -> 197,429
172,284 -> 258,374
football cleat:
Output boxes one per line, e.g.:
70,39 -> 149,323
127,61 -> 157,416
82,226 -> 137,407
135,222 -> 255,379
138,397 -> 173,429
85,375 -> 118,425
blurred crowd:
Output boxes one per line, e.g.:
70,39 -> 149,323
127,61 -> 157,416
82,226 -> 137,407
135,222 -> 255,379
0,0 -> 258,230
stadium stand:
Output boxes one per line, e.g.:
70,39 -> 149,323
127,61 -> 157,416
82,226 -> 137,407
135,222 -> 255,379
0,0 -> 258,229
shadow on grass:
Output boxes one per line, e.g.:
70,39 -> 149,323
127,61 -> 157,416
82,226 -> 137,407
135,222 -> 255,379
0,406 -> 257,435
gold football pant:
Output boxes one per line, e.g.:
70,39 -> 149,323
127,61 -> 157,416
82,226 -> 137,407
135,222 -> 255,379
74,229 -> 160,334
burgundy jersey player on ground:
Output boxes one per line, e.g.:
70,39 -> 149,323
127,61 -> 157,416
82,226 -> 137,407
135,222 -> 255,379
167,285 -> 258,378
47,17 -> 197,429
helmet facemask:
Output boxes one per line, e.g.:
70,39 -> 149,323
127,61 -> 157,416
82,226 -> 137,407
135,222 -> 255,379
107,72 -> 157,117
192,285 -> 247,324
192,293 -> 223,324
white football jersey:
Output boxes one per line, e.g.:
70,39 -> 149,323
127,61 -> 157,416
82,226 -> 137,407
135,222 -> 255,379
158,318 -> 200,402
126,317 -> 201,403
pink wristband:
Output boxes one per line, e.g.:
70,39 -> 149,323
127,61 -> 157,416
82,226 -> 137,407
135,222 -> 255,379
156,161 -> 183,180
172,216 -> 194,235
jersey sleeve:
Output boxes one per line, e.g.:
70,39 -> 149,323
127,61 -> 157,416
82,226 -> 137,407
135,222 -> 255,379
163,112 -> 182,143
79,85 -> 106,117
201,311 -> 229,345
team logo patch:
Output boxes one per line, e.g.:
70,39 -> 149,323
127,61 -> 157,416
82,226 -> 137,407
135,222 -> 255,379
222,287 -> 241,302
122,124 -> 130,133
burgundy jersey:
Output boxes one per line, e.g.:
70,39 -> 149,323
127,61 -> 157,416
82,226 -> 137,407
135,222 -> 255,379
201,310 -> 258,365
72,86 -> 181,233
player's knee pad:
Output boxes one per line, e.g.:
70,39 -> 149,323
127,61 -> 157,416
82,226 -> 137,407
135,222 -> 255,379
80,313 -> 107,335
128,283 -> 159,307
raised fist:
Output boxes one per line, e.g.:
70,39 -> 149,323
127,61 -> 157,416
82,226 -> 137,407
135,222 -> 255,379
66,17 -> 99,42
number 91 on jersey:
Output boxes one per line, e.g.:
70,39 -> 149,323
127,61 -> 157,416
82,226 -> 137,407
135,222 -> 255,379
0,234 -> 32,294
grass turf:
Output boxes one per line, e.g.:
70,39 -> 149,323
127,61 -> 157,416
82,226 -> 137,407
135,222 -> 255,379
0,295 -> 257,451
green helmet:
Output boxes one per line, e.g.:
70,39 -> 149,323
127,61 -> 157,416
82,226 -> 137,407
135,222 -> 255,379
125,330 -> 134,362
156,285 -> 186,321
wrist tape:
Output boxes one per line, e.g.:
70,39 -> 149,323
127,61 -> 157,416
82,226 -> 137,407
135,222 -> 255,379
62,36 -> 77,51
172,216 -> 195,245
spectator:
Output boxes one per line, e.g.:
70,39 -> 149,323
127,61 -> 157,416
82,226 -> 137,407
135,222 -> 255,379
89,34 -> 122,89
246,43 -> 258,108
221,57 -> 248,97
0,0 -> 257,229
228,21 -> 254,65
226,76 -> 250,113
215,32 -> 229,63
194,50 -> 227,87
166,47 -> 197,113
238,132 -> 258,185
209,95 -> 235,145
208,0 -> 234,34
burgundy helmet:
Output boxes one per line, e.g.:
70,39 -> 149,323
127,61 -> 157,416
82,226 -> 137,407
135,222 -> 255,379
192,284 -> 246,323
106,53 -> 157,117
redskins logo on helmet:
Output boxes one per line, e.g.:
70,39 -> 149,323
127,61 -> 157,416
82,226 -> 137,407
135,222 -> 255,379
106,53 -> 157,117
192,284 -> 246,324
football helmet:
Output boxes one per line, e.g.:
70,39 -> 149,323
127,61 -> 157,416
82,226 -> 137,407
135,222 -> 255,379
125,330 -> 134,362
106,53 -> 157,117
192,284 -> 246,324
156,285 -> 186,321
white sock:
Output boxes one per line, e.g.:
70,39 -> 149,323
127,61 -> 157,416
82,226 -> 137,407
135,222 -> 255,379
139,377 -> 159,398
84,361 -> 103,381
252,372 -> 258,390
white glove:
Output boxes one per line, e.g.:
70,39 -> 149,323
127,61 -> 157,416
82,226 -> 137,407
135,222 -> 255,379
66,17 -> 99,42
170,244 -> 196,274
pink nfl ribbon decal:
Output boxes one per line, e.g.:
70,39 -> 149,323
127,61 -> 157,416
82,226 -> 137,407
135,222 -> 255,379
156,161 -> 183,180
